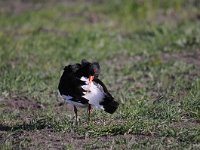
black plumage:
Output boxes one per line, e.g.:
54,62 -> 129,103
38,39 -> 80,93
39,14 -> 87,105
58,59 -> 119,123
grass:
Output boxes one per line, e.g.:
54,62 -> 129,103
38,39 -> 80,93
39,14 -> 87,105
0,0 -> 200,149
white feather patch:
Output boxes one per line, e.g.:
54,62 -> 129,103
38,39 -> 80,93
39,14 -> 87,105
62,95 -> 87,107
80,77 -> 105,110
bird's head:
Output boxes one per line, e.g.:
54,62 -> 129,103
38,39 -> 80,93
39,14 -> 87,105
81,59 -> 100,81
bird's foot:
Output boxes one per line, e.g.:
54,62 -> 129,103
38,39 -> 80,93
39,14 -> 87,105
73,116 -> 81,126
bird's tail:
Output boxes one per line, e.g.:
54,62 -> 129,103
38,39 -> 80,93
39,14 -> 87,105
103,100 -> 119,114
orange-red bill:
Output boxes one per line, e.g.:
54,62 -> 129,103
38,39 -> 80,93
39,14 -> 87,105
89,76 -> 94,82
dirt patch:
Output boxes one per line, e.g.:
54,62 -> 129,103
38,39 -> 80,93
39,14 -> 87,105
0,96 -> 45,111
161,49 -> 200,85
103,53 -> 147,93
0,0 -> 43,14
107,49 -> 200,71
104,50 -> 200,100
0,0 -> 100,15
105,53 -> 145,71
0,96 -> 46,124
1,129 -> 155,149
171,120 -> 200,130
23,130 -> 91,149
0,0 -> 78,15
156,9 -> 180,24
161,49 -> 200,68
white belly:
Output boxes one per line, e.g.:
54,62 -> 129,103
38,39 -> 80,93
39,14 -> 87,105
62,95 -> 88,108
80,77 -> 105,110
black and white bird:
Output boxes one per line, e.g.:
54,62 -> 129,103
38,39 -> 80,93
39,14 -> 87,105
58,60 -> 119,123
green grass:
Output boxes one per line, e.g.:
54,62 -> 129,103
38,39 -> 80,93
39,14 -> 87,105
0,0 -> 200,149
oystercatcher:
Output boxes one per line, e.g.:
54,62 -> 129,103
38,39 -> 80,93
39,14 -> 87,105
58,60 -> 119,123
58,59 -> 100,122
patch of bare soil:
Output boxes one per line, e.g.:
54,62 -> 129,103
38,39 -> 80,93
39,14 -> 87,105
156,9 -> 180,25
1,129 -> 155,149
1,96 -> 44,111
0,96 -> 46,125
0,0 -> 43,14
103,53 -> 147,93
105,53 -> 145,77
161,49 -> 200,68
107,49 -> 200,71
106,53 -> 145,71
0,0 -> 77,14
0,0 -> 101,15
171,120 -> 200,130
105,50 -> 200,101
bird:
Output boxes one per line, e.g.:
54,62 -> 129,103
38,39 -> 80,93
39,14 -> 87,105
58,59 -> 101,122
58,59 -> 100,121
58,60 -> 119,124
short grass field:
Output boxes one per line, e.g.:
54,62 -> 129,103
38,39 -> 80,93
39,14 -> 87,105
0,0 -> 200,149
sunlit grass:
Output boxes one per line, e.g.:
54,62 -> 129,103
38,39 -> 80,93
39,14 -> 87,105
0,0 -> 200,149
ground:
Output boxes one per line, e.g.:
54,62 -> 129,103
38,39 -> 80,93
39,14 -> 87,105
0,0 -> 200,149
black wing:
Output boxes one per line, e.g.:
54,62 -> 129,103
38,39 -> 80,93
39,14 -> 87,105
58,69 -> 88,104
63,63 -> 81,74
93,78 -> 119,114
